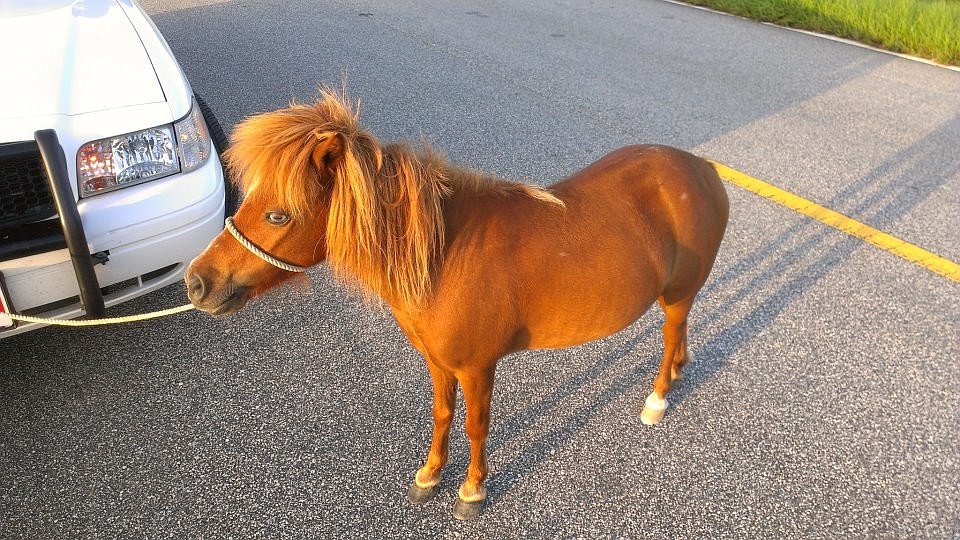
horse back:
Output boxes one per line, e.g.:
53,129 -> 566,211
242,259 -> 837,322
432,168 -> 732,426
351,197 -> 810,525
404,145 -> 728,365
550,144 -> 728,292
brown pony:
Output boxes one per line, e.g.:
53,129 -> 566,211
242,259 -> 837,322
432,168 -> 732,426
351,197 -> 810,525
185,89 -> 728,520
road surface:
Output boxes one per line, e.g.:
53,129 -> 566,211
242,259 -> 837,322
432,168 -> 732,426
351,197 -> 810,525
2,1 -> 958,537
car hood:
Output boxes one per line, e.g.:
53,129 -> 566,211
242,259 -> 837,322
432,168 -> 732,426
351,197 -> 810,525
0,0 -> 166,122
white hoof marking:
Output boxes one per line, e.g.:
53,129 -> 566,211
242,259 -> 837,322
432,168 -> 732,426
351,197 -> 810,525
640,393 -> 669,425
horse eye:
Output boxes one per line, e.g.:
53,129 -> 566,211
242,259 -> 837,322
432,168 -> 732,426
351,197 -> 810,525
265,211 -> 290,225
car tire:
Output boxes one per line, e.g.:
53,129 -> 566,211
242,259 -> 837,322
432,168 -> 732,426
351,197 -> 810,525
195,93 -> 240,216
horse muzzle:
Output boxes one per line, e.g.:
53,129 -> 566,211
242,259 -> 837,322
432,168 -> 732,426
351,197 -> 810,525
185,269 -> 251,315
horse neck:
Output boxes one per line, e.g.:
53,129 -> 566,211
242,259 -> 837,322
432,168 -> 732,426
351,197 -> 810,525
326,142 -> 449,312
326,141 -> 561,312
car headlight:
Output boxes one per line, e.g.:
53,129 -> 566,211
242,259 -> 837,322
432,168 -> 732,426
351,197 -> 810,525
174,99 -> 212,173
77,100 -> 212,197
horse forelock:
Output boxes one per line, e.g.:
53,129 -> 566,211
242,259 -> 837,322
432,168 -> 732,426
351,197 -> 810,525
223,88 -> 372,221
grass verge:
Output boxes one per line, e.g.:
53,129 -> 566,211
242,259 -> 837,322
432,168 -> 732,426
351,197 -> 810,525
679,0 -> 960,66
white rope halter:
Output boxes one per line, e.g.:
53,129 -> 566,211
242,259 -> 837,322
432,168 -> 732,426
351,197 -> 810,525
224,217 -> 309,273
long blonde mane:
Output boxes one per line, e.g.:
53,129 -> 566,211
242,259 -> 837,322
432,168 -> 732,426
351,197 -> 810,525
225,89 -> 562,311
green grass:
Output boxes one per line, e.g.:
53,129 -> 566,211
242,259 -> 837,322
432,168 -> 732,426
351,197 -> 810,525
680,0 -> 960,66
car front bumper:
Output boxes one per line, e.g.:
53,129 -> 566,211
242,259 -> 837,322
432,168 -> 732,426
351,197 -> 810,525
0,131 -> 224,338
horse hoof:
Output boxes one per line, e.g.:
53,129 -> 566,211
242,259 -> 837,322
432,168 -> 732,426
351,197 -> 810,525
452,498 -> 484,520
640,393 -> 668,425
406,482 -> 440,504
640,406 -> 665,425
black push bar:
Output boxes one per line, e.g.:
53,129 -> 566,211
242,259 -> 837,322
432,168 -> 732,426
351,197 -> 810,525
34,129 -> 106,318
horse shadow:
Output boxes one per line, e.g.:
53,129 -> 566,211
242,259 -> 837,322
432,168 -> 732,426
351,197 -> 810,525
469,113 -> 960,506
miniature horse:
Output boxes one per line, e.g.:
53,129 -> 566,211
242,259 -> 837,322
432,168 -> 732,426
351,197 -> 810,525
185,90 -> 729,520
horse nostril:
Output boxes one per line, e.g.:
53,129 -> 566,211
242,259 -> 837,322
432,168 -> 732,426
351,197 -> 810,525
185,272 -> 207,303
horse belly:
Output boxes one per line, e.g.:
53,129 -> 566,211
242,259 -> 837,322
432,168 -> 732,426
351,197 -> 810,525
520,248 -> 663,350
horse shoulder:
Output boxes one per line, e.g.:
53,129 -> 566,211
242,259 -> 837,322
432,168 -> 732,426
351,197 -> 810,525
401,193 -> 538,365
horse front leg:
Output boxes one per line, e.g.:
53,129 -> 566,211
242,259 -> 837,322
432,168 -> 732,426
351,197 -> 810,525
452,367 -> 495,520
407,361 -> 457,503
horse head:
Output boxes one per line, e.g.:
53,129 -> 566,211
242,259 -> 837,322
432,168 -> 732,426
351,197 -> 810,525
185,90 -> 378,314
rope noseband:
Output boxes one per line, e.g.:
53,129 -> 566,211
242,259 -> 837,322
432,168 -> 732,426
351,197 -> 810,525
224,217 -> 309,273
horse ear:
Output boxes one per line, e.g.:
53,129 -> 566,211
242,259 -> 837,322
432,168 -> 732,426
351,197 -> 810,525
311,131 -> 345,175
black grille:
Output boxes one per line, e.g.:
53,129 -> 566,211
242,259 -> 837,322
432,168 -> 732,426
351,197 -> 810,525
0,141 -> 57,227
0,140 -> 65,261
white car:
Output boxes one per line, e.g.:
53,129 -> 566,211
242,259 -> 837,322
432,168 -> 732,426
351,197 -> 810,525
0,0 -> 232,337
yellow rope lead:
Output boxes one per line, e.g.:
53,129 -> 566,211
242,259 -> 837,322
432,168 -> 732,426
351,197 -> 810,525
5,303 -> 195,327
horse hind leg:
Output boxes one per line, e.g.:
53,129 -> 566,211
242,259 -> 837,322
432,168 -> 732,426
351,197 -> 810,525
641,296 -> 693,425
669,320 -> 690,382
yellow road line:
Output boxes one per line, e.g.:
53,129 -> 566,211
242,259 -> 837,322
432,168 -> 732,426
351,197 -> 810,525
709,161 -> 960,284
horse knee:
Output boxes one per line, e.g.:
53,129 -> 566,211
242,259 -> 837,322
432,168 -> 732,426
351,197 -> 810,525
433,405 -> 453,426
661,318 -> 687,340
464,417 -> 489,442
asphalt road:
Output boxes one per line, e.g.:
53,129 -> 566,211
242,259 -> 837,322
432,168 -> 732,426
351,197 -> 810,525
3,0 -> 959,538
